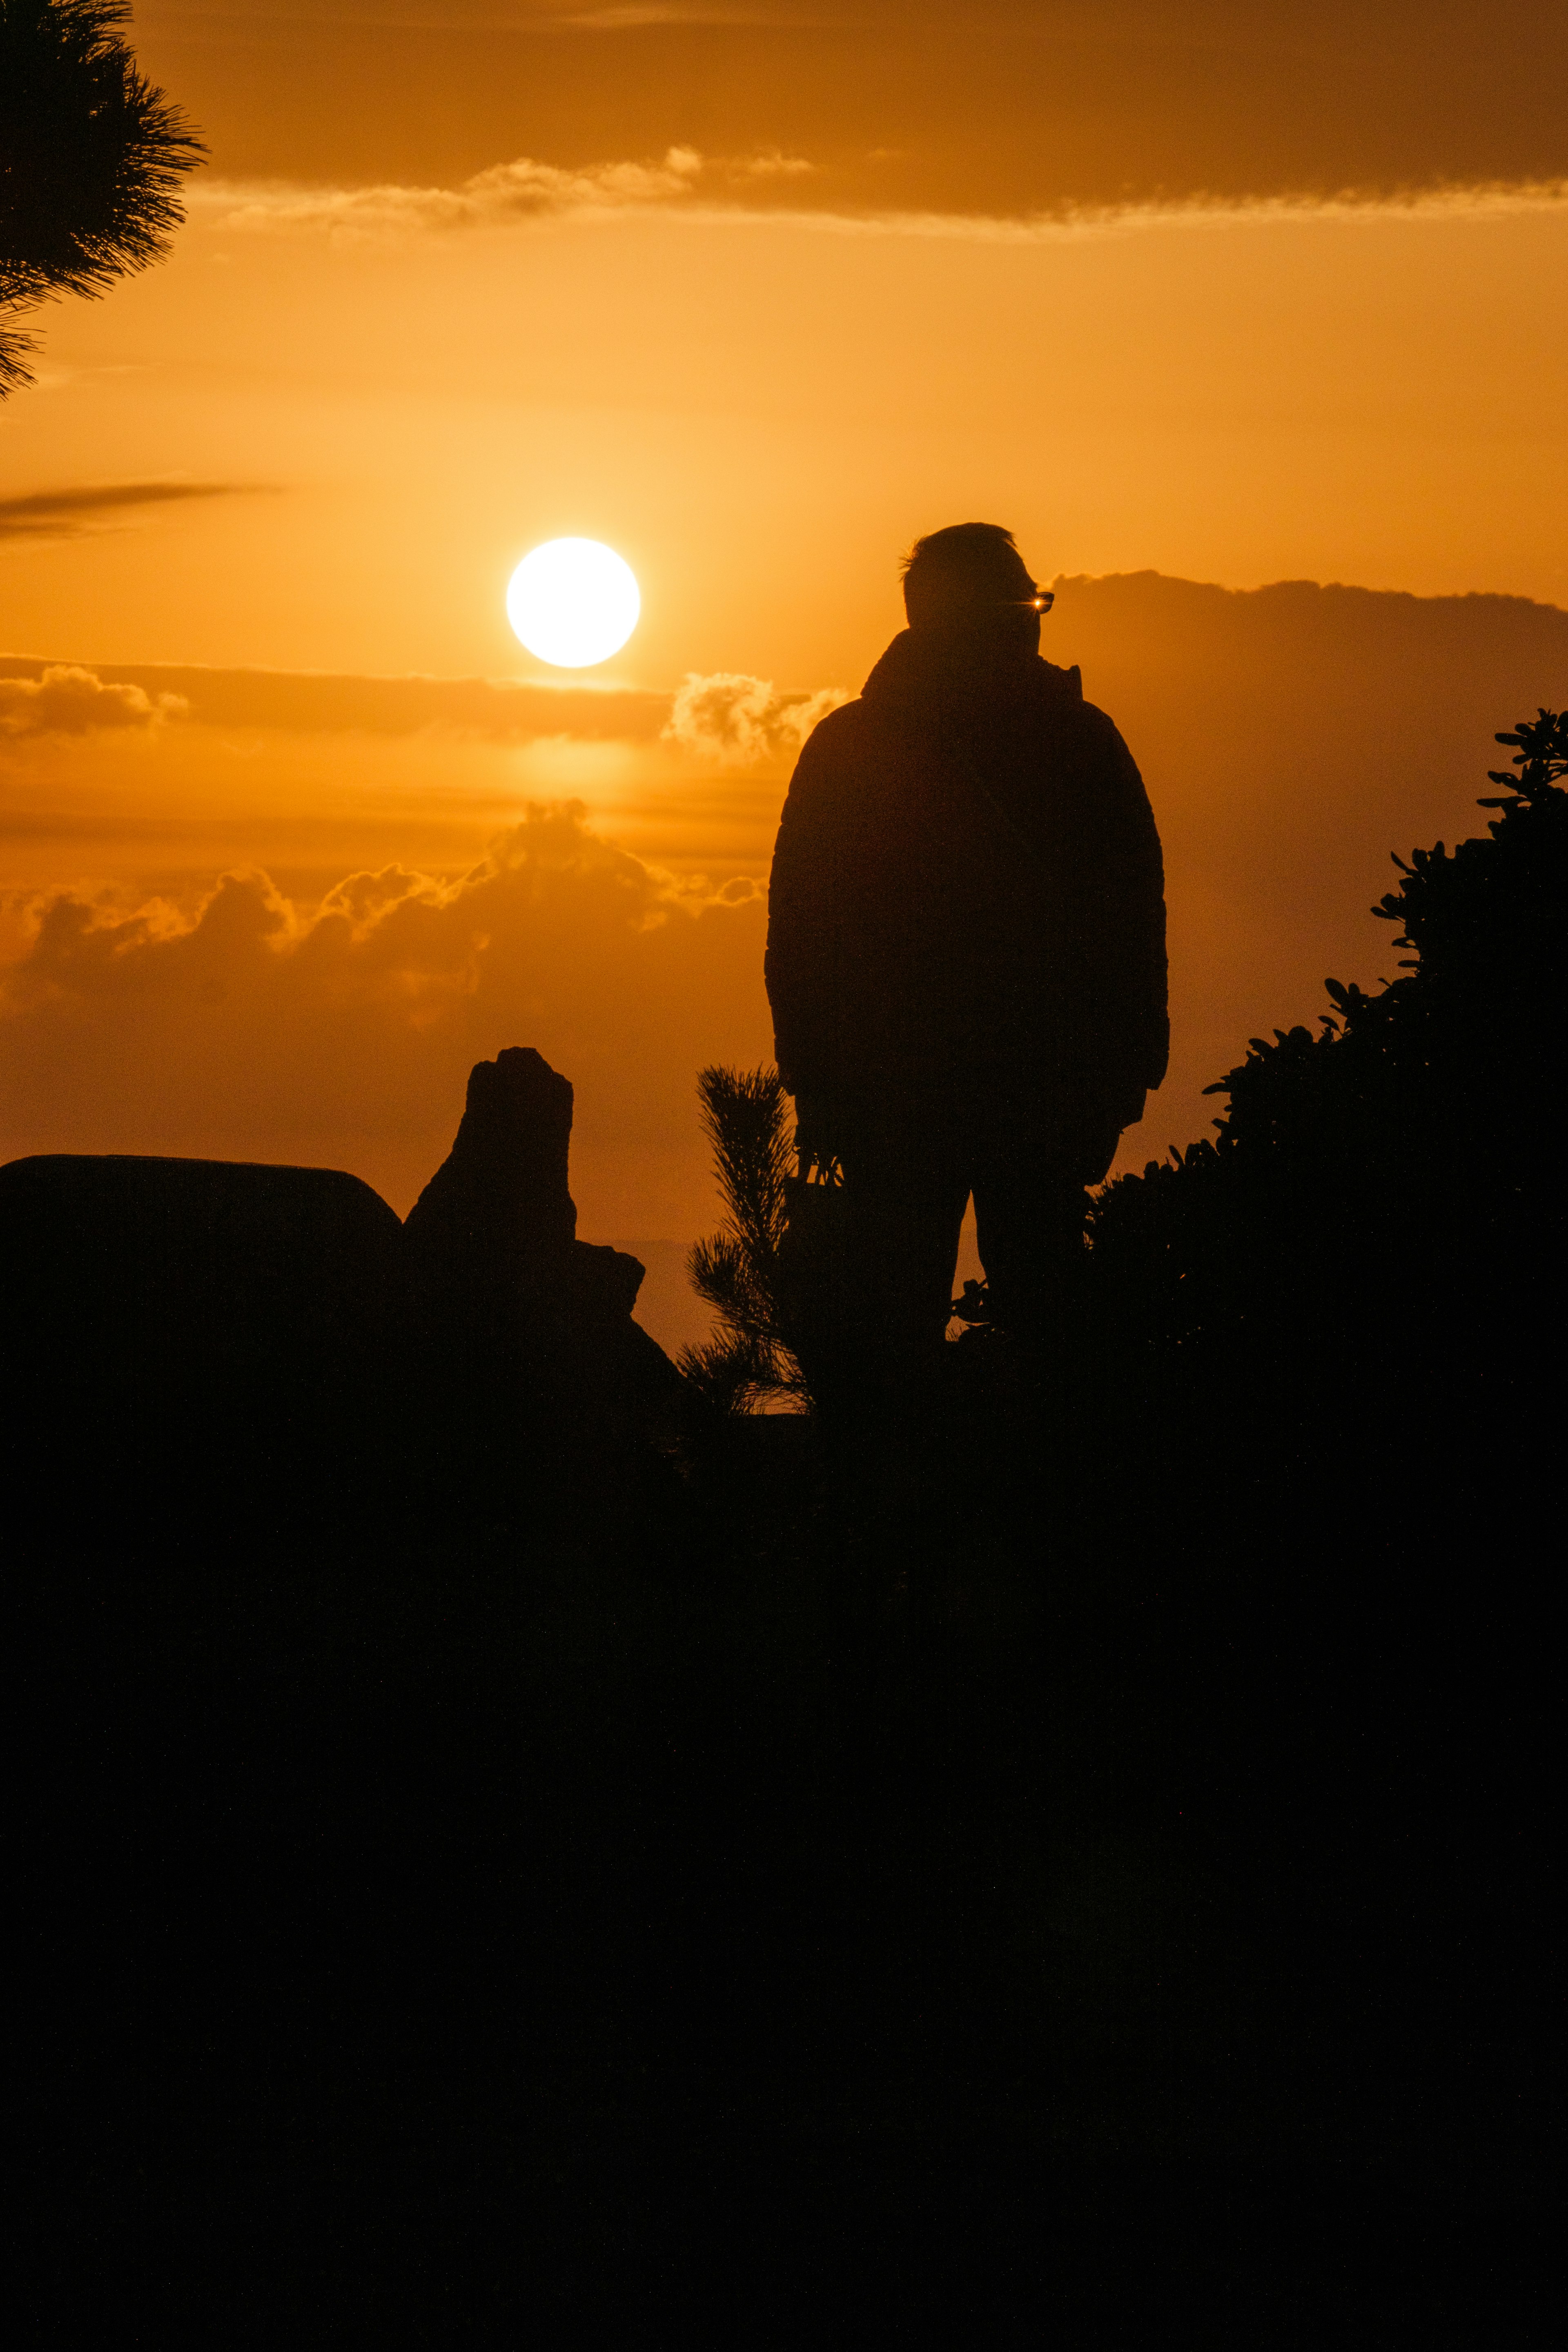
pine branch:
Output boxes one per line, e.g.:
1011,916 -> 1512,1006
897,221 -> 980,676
686,1064 -> 811,1413
675,1330 -> 784,1417
0,0 -> 205,392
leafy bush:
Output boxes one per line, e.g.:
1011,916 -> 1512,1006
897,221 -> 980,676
1086,708 -> 1568,1377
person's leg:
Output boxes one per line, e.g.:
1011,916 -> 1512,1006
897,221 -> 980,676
833,1108 -> 970,1388
970,1104 -> 1120,1339
972,1164 -> 1087,1336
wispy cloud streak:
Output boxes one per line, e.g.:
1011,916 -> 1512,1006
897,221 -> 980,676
208,147 -> 708,234
0,481 -> 254,541
201,156 -> 1568,243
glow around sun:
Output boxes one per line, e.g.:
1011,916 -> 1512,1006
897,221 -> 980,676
506,538 -> 640,668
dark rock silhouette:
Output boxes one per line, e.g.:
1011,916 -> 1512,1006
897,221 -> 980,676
0,1152 -> 404,1526
0,1045 -> 684,1541
0,1151 -> 401,1342
405,1044 -> 649,1331
405,1045 -> 579,1272
403,1046 -> 685,1463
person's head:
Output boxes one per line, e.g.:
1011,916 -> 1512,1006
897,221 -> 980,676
900,522 -> 1051,648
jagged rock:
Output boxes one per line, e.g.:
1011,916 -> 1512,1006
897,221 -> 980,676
0,1052 -> 690,1545
403,1045 -> 650,1327
404,1046 -> 578,1281
402,1047 -> 687,1454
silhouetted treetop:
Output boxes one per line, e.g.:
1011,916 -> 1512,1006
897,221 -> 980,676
1369,706 -> 1568,997
0,0 -> 203,392
1087,707 -> 1568,1366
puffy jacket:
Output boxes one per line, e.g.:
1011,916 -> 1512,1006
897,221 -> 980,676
765,626 -> 1168,1120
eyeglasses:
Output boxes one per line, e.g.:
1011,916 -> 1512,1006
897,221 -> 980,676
1014,588 -> 1055,614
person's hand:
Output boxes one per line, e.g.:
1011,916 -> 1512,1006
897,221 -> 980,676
791,1092 -> 841,1174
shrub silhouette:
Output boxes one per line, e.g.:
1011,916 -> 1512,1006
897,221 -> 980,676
0,0 -> 203,393
679,1064 -> 810,1414
1086,706 -> 1568,1381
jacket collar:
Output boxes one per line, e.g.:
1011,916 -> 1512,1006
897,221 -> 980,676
860,626 -> 1083,713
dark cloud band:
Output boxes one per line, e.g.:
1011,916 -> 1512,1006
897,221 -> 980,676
149,2 -> 1568,214
0,481 -> 257,541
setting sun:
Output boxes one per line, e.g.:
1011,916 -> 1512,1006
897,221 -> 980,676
506,539 -> 640,669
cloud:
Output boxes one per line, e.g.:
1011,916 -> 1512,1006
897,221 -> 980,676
0,659 -> 851,758
0,659 -> 674,742
736,151 -> 815,179
823,180 -> 1568,249
210,147 -> 708,235
198,153 -> 1568,249
664,673 -> 845,765
0,481 -> 254,542
206,143 -> 825,238
0,667 -> 189,741
555,7 -> 787,22
0,803 -> 772,1234
169,3 -> 1568,225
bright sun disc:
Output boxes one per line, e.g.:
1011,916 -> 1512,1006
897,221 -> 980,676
506,538 -> 640,668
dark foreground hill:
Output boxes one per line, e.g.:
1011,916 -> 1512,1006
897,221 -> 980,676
5,722 -> 1565,2341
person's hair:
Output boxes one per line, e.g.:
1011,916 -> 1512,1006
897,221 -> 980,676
901,522 -> 1034,626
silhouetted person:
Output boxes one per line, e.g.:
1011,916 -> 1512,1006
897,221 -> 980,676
766,523 -> 1167,1387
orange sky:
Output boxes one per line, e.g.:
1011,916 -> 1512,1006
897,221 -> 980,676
4,3 -> 1567,1342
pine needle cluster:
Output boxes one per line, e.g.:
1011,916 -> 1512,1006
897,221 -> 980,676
678,1065 -> 810,1416
1,0 -> 204,392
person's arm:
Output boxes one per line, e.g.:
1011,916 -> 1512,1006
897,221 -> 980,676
764,709 -> 861,1101
1083,713 -> 1169,1100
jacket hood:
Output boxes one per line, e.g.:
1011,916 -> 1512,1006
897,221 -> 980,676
860,626 -> 1083,715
